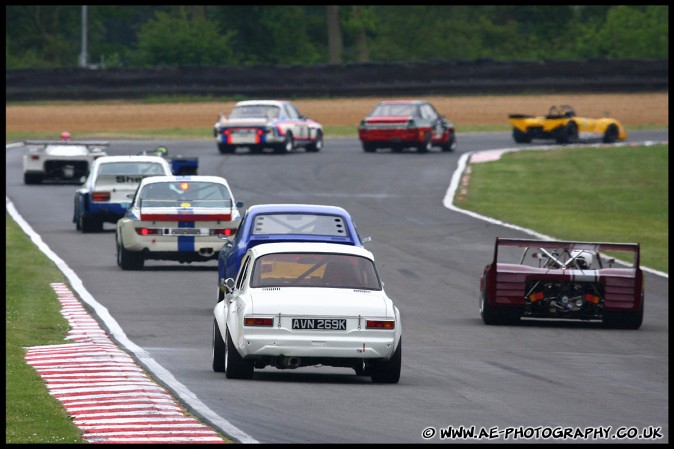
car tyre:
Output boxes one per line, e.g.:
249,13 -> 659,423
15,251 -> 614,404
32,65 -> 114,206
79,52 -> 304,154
512,128 -> 532,144
24,173 -> 43,184
80,214 -> 103,233
417,132 -> 432,153
554,121 -> 578,144
603,306 -> 643,330
275,132 -> 294,154
306,130 -> 323,152
225,328 -> 254,379
116,237 -> 144,270
370,339 -> 401,384
362,142 -> 377,153
212,319 -> 226,372
603,124 -> 619,144
218,143 -> 235,154
441,134 -> 457,152
480,289 -> 520,325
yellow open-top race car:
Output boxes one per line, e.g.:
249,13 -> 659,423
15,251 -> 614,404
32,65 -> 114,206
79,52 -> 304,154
507,105 -> 627,145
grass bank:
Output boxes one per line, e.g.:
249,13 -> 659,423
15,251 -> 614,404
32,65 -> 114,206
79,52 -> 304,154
457,144 -> 668,273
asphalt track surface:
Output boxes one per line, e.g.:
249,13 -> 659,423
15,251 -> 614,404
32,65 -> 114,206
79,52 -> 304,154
6,131 -> 669,444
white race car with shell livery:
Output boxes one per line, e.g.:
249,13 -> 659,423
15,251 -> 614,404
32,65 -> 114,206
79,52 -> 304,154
74,155 -> 174,233
212,242 -> 402,383
116,175 -> 243,270
23,139 -> 109,184
213,100 -> 324,154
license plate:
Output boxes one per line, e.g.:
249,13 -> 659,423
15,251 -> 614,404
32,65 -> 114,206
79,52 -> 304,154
292,318 -> 347,330
231,129 -> 258,144
165,228 -> 206,235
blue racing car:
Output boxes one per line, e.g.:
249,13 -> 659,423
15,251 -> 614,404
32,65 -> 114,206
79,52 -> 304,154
73,155 -> 173,233
216,203 -> 371,301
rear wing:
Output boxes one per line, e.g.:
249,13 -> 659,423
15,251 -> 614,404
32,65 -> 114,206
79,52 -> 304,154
493,238 -> 640,269
24,140 -> 110,147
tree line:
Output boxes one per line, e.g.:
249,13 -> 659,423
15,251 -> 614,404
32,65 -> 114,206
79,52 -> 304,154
5,5 -> 669,70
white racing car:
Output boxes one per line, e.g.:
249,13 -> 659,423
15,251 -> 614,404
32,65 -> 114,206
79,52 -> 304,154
212,242 -> 402,383
116,175 -> 243,270
23,139 -> 109,184
213,100 -> 324,154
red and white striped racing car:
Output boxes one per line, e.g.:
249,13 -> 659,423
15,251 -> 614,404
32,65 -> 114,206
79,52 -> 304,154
115,175 -> 243,270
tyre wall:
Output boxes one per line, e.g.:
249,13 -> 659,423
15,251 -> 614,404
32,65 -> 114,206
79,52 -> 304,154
6,59 -> 668,102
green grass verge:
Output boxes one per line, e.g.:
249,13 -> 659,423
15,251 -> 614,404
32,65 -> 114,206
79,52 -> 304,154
5,212 -> 85,443
457,144 -> 668,273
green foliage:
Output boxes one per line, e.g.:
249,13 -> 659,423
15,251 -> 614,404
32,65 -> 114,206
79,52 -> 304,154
4,5 -> 669,69
129,10 -> 237,67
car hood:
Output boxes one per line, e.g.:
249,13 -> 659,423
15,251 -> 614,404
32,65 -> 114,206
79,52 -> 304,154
249,287 -> 392,317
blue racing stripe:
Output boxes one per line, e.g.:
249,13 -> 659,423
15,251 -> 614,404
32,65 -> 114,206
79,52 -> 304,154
177,214 -> 195,252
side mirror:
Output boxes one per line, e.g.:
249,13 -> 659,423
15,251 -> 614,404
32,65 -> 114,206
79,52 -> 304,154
225,278 -> 236,294
236,201 -> 244,208
361,236 -> 372,244
120,201 -> 131,209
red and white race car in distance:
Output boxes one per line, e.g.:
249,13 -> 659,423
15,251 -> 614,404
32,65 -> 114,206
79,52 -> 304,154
23,139 -> 109,184
358,100 -> 457,153
213,242 -> 402,383
479,238 -> 644,329
213,100 -> 324,154
115,175 -> 243,270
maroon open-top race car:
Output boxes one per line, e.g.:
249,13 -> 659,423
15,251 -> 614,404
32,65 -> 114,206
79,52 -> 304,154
479,238 -> 644,329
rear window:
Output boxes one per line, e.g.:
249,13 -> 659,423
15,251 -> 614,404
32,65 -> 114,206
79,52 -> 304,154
100,162 -> 166,175
252,214 -> 348,237
370,103 -> 417,117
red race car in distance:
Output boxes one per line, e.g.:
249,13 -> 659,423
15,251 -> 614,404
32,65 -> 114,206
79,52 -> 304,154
358,100 -> 457,153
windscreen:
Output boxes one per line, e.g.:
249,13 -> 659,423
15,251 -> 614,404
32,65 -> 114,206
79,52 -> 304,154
138,181 -> 232,208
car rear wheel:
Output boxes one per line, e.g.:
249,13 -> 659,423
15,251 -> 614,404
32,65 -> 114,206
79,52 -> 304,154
306,130 -> 323,152
362,142 -> 377,153
603,306 -> 643,330
24,173 -> 43,184
80,214 -> 103,233
417,132 -> 432,153
212,319 -> 226,372
275,133 -> 294,154
370,339 -> 401,384
554,121 -> 578,144
218,143 -> 235,154
441,134 -> 457,152
480,289 -> 520,325
225,329 -> 254,379
116,237 -> 144,270
603,124 -> 619,144
512,128 -> 532,144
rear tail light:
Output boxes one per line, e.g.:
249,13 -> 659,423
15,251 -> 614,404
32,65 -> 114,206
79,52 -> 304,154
92,192 -> 111,202
210,228 -> 237,236
30,154 -> 40,160
244,317 -> 274,327
366,320 -> 395,330
585,293 -> 600,304
135,228 -> 161,236
529,291 -> 545,302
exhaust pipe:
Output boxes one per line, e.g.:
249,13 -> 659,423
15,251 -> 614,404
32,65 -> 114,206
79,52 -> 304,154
278,356 -> 301,369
